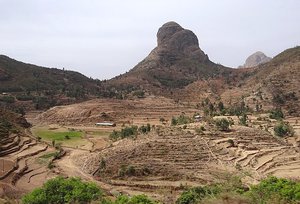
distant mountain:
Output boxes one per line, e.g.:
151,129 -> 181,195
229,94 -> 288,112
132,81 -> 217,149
107,22 -> 233,95
241,51 -> 272,68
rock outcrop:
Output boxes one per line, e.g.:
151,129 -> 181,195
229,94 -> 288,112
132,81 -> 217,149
242,51 -> 272,68
109,21 -> 229,91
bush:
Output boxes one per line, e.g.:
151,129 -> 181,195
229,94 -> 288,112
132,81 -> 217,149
214,118 -> 232,131
274,121 -> 294,137
171,115 -> 193,126
0,95 -> 15,103
22,177 -> 103,204
114,194 -> 157,204
247,176 -> 300,203
239,113 -> 248,126
109,126 -> 138,141
269,108 -> 284,120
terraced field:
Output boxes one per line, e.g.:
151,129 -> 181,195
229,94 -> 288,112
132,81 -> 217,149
0,131 -> 56,197
73,123 -> 300,201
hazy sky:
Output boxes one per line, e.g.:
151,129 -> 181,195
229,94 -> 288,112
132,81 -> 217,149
0,0 -> 299,80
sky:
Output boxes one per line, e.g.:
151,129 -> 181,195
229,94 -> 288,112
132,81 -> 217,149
0,0 -> 299,80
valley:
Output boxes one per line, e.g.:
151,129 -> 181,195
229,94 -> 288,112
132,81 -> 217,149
0,21 -> 299,203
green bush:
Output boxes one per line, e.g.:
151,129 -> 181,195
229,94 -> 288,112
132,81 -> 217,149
274,121 -> 294,137
214,118 -> 232,131
22,177 -> 103,204
0,95 -> 15,103
171,115 -> 193,126
247,176 -> 300,203
109,126 -> 138,141
114,194 -> 157,204
239,113 -> 248,126
269,108 -> 284,120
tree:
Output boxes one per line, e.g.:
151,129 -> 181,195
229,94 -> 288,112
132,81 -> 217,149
214,118 -> 232,131
269,108 -> 284,120
22,177 -> 103,204
274,121 -> 294,137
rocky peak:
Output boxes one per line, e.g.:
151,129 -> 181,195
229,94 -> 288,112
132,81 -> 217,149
148,21 -> 209,64
243,51 -> 272,68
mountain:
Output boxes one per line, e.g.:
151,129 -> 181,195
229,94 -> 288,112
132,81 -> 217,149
107,22 -> 234,96
242,51 -> 272,68
0,55 -> 100,109
0,55 -> 96,93
221,46 -> 300,116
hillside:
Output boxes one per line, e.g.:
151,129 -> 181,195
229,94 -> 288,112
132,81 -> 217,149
0,55 -> 100,110
221,46 -> 300,116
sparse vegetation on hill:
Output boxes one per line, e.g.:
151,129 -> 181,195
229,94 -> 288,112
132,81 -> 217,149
171,114 -> 193,126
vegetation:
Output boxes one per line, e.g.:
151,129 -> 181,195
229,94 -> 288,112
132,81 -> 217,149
110,124 -> 152,141
269,108 -> 284,120
214,118 -> 233,131
22,177 -> 103,204
171,114 -> 193,126
176,176 -> 300,204
109,126 -> 138,141
239,113 -> 248,126
109,194 -> 157,204
34,129 -> 83,141
274,121 -> 294,137
246,176 -> 300,204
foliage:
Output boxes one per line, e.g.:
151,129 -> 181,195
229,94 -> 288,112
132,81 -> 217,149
246,176 -> 300,204
109,126 -> 138,141
118,165 -> 136,177
171,114 -> 193,126
176,176 -> 246,204
269,108 -> 284,120
132,90 -> 145,98
138,124 -> 151,134
214,118 -> 233,131
0,95 -> 15,103
274,121 -> 294,137
176,176 -> 300,204
239,113 -> 248,126
113,194 -> 157,204
22,177 -> 103,204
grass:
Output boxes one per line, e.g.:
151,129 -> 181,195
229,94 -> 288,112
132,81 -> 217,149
33,128 -> 83,141
32,126 -> 89,148
37,152 -> 57,164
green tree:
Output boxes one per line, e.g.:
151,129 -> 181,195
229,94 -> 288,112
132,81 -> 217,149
214,118 -> 232,131
22,177 -> 102,204
269,108 -> 284,120
274,121 -> 294,137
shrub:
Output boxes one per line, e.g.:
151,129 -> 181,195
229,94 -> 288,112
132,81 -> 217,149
269,108 -> 284,120
0,95 -> 15,103
171,115 -> 192,126
22,177 -> 103,204
239,113 -> 248,126
114,194 -> 157,204
274,121 -> 294,137
214,118 -> 232,131
247,176 -> 300,203
109,126 -> 138,141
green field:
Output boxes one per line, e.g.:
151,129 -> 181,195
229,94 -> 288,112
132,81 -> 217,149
34,129 -> 83,141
